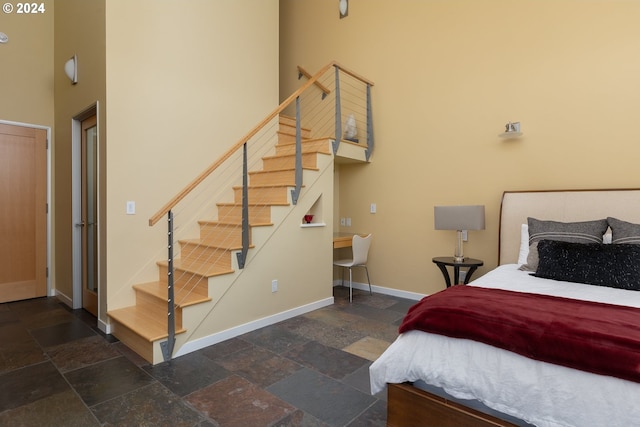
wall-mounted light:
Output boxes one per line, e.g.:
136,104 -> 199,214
499,121 -> 522,138
339,0 -> 348,18
0,32 -> 8,44
64,54 -> 78,84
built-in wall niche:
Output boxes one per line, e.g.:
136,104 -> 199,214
301,195 -> 325,227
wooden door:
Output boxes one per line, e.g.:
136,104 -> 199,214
0,123 -> 47,302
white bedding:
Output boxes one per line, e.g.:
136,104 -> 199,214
369,264 -> 640,427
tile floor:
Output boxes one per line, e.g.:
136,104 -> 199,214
0,287 -> 416,426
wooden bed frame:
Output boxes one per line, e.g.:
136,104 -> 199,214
385,188 -> 640,427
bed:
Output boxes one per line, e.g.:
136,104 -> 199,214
370,189 -> 640,427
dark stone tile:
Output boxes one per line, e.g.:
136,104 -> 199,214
21,307 -> 75,331
0,324 -> 48,374
330,302 -> 405,324
186,375 -> 296,427
346,399 -> 387,427
283,341 -> 368,380
92,382 -> 204,427
0,388 -> 99,427
0,309 -> 20,328
30,318 -> 96,348
273,409 -> 330,427
113,341 -> 149,367
386,298 -> 417,315
217,343 -> 302,388
46,334 -> 121,373
267,368 -> 376,427
64,356 -> 155,406
198,336 -> 253,361
241,324 -> 309,354
8,297 -> 64,318
278,315 -> 367,350
143,351 -> 230,397
0,361 -> 69,411
342,363 -> 377,397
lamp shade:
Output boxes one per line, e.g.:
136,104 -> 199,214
434,205 -> 485,231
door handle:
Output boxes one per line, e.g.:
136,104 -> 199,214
75,221 -> 85,227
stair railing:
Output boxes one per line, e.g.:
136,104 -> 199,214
146,61 -> 374,361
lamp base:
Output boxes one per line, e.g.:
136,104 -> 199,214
453,255 -> 465,263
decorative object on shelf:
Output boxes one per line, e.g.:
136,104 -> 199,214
64,54 -> 78,84
339,0 -> 348,18
303,214 -> 314,224
434,205 -> 485,262
344,113 -> 359,143
499,121 -> 522,138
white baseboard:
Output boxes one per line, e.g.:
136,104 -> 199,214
174,296 -> 334,358
98,319 -> 111,334
55,290 -> 73,308
332,280 -> 426,301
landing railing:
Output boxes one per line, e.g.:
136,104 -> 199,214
147,61 -> 374,361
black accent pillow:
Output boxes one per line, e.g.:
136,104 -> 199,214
534,239 -> 640,291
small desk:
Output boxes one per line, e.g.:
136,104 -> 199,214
333,232 -> 367,249
432,257 -> 483,287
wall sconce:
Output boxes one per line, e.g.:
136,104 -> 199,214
339,0 -> 348,18
499,121 -> 522,138
434,205 -> 485,262
64,54 -> 78,84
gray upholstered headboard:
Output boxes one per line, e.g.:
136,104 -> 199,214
499,189 -> 640,265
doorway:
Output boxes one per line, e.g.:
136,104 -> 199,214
79,115 -> 98,316
0,123 -> 48,303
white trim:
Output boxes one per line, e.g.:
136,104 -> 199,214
55,290 -> 73,308
174,297 -> 334,358
0,119 -> 52,300
333,280 -> 426,301
98,318 -> 111,334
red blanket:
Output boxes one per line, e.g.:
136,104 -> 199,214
399,285 -> 640,383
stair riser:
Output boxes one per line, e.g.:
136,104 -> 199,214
110,321 -> 154,364
158,264 -> 210,293
275,140 -> 330,156
217,204 -> 272,223
249,169 -> 296,186
135,291 -> 183,329
277,131 -> 311,145
233,186 -> 289,204
180,243 -> 233,268
198,224 -> 247,247
262,153 -> 318,171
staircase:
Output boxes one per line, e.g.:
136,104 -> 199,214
107,115 -> 333,364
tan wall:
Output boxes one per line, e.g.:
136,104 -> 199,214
280,0 -> 640,296
0,1 -> 54,125
53,0 -> 107,309
104,0 -> 280,313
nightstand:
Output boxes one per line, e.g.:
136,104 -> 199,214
432,257 -> 483,288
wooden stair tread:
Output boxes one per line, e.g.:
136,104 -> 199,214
108,305 -> 186,342
195,220 -> 274,227
249,167 -> 320,173
133,281 -> 212,307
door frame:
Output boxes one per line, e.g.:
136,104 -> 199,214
72,103 -> 100,312
0,119 -> 52,299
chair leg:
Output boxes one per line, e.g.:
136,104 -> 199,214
349,267 -> 353,303
364,265 -> 372,295
341,267 -> 345,287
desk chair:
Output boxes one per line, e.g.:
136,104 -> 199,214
333,234 -> 372,302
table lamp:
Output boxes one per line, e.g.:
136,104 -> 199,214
434,205 -> 485,262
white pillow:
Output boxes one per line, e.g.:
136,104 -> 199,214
517,224 -> 529,265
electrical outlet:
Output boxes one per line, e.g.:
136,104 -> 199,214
271,279 -> 278,293
340,218 -> 346,226
346,217 -> 351,227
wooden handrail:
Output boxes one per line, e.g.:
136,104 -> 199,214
148,60 -> 373,226
297,65 -> 332,96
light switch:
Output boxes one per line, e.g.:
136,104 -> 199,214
370,203 -> 377,214
126,201 -> 136,215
